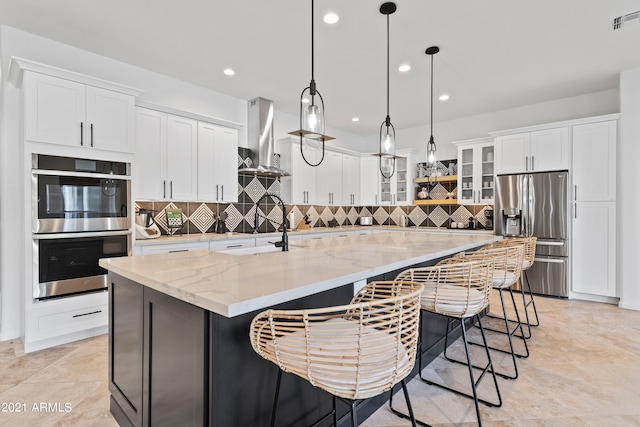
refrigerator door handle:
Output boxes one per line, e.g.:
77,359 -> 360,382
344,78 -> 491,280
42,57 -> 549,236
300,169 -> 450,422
533,257 -> 566,264
529,174 -> 536,237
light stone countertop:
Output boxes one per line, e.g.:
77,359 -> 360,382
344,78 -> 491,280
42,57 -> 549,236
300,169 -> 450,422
101,231 -> 500,317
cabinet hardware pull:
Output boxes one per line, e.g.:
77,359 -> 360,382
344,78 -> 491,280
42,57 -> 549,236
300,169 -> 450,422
216,185 -> 219,201
73,310 -> 102,318
168,249 -> 188,253
574,185 -> 577,201
221,185 -> 224,200
531,155 -> 534,171
226,244 -> 242,248
525,156 -> 528,171
170,181 -> 173,199
90,123 -> 94,147
163,180 -> 166,198
80,122 -> 84,146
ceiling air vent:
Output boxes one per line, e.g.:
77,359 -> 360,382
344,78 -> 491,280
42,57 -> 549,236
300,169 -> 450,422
612,10 -> 640,30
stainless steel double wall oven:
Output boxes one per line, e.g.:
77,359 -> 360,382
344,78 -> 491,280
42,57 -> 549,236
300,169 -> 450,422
32,154 -> 131,300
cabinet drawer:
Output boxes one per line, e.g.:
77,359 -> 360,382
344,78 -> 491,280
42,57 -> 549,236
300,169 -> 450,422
141,241 -> 209,255
209,238 -> 255,251
26,294 -> 108,341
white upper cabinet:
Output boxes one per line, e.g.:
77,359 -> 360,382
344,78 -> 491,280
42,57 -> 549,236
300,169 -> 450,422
279,138 -> 319,204
135,108 -> 167,200
24,71 -> 135,153
530,128 -> 570,172
197,122 -> 239,203
166,115 -> 198,201
316,151 -> 343,205
360,156 -> 380,205
135,108 -> 198,201
571,120 -> 616,202
494,127 -> 569,174
342,154 -> 360,205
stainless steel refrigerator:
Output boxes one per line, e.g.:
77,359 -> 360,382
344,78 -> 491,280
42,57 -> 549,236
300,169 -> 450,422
495,171 -> 569,297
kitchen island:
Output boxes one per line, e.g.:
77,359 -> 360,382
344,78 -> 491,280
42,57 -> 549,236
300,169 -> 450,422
101,231 -> 499,427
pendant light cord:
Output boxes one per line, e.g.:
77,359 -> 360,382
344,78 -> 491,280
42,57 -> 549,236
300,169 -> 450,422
310,0 -> 315,94
386,14 -> 390,119
430,53 -> 434,139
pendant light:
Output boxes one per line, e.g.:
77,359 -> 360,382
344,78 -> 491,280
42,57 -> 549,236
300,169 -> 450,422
426,46 -> 439,181
375,2 -> 398,179
288,0 -> 334,167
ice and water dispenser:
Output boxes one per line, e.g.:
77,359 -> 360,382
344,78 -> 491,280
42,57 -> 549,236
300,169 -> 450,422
502,208 -> 522,236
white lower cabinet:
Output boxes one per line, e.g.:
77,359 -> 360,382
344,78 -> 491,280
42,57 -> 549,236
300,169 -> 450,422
571,201 -> 616,297
24,292 -> 108,353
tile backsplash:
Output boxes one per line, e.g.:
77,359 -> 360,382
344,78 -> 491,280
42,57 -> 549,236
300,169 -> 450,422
136,148 -> 492,236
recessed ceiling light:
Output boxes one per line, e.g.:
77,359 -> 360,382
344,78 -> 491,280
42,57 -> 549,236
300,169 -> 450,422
352,117 -> 360,122
324,13 -> 339,24
439,94 -> 450,101
398,64 -> 411,72
223,68 -> 235,76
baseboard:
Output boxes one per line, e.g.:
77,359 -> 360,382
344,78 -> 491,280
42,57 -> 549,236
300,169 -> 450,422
24,325 -> 108,353
569,291 -> 619,305
0,330 -> 22,342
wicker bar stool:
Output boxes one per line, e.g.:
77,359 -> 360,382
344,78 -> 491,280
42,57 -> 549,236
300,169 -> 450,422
249,281 -> 424,427
447,244 -> 528,380
390,260 -> 501,427
489,237 -> 539,339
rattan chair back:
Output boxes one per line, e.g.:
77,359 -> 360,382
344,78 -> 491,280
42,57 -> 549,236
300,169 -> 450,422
249,281 -> 424,401
395,260 -> 494,318
451,245 -> 524,289
490,236 -> 537,270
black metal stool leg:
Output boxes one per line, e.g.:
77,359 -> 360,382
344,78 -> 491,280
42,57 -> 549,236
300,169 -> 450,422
350,401 -> 357,427
332,396 -> 337,427
460,318 -> 482,426
270,369 -> 282,427
523,270 -> 540,327
389,381 -> 431,427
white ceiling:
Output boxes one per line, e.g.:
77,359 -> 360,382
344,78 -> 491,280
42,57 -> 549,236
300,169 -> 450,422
1,0 -> 639,136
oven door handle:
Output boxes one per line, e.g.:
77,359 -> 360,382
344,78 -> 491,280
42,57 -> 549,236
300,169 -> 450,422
33,230 -> 132,240
32,169 -> 131,180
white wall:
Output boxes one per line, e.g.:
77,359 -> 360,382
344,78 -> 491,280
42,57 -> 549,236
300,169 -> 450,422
618,67 -> 640,311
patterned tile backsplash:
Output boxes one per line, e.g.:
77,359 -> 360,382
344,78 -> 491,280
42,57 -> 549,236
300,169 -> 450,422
136,148 -> 493,235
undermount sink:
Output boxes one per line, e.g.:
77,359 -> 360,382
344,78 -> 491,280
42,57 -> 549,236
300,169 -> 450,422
216,244 -> 303,256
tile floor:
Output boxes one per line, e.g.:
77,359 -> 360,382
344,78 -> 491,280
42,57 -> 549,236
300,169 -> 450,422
1,295 -> 639,426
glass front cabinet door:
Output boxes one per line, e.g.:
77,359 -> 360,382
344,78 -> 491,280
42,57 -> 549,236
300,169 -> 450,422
455,138 -> 494,205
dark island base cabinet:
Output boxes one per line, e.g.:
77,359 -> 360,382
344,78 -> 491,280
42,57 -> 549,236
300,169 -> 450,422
108,262 -> 464,427
109,275 -> 208,427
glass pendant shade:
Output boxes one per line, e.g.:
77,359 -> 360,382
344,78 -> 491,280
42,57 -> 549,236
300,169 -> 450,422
300,91 -> 325,139
427,136 -> 437,166
382,127 -> 395,155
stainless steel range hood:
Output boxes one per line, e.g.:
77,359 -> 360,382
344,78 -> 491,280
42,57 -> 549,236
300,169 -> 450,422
239,97 -> 290,177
